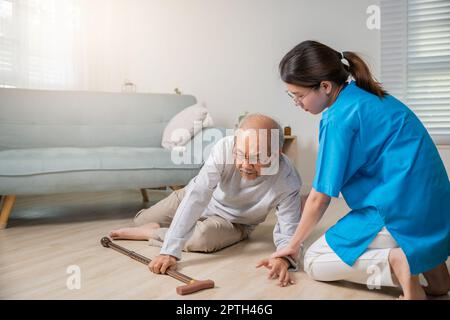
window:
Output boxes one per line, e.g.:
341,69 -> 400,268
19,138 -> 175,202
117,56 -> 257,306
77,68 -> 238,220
381,0 -> 450,144
0,0 -> 82,89
0,0 -> 14,87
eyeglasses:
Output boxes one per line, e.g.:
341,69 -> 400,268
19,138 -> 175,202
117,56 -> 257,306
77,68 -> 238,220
232,147 -> 273,166
286,88 -> 314,105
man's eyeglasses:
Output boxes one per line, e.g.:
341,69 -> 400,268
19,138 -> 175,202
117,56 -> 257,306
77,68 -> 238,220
232,147 -> 273,166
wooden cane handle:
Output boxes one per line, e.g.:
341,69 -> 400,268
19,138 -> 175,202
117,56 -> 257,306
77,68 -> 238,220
176,279 -> 215,295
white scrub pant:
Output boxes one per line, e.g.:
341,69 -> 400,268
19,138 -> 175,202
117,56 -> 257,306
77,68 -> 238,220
304,227 -> 399,288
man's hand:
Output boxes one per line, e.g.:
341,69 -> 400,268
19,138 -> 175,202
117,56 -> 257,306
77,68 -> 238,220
148,254 -> 177,274
256,258 -> 295,287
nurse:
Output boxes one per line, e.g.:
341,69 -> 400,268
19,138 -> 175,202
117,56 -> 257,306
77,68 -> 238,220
265,40 -> 450,299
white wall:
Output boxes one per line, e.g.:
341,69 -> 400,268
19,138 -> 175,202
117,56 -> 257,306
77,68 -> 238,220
438,147 -> 450,173
80,0 -> 383,192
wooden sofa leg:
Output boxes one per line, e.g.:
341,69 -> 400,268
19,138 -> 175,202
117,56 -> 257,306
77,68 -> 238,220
0,195 -> 16,230
140,189 -> 149,202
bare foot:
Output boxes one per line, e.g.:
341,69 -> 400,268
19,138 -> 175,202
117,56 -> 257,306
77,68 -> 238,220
109,222 -> 160,240
389,248 -> 426,300
422,262 -> 450,296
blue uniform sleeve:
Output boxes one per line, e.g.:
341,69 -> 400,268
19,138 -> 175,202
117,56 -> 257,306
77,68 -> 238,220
312,120 -> 359,197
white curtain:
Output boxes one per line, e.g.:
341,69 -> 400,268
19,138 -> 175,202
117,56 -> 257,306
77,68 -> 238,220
0,0 -> 88,90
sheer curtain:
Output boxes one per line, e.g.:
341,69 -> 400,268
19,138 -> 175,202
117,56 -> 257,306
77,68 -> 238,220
0,0 -> 88,90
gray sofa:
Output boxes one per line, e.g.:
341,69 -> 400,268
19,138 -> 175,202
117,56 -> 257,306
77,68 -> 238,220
0,88 -> 222,228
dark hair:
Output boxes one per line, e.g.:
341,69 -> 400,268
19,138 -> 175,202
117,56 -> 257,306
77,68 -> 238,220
279,40 -> 386,98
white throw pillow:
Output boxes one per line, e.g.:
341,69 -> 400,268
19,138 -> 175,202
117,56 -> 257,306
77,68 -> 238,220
161,102 -> 214,150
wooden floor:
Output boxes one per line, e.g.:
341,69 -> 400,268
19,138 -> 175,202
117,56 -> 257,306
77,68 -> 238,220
0,189 -> 448,300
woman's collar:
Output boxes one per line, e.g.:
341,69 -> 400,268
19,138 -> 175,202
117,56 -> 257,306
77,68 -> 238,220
322,80 -> 354,117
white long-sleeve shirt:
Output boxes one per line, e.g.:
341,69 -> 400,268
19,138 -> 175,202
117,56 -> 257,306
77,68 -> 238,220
160,135 -> 302,261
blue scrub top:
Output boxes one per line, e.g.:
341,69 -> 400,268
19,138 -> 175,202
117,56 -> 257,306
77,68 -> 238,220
313,81 -> 450,275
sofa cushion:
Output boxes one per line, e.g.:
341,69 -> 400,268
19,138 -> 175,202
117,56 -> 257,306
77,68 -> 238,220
0,147 -> 202,176
0,169 -> 201,195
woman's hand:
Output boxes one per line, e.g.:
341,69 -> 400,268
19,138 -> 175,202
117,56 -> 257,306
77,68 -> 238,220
270,189 -> 330,262
256,257 -> 295,287
270,244 -> 300,261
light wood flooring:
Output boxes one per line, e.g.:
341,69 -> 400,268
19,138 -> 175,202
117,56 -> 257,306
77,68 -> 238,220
1,189 -> 448,299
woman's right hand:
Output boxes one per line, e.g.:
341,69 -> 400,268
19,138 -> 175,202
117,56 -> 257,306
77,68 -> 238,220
270,244 -> 300,261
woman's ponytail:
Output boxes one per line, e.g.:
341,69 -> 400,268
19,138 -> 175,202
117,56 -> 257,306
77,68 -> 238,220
280,41 -> 387,98
343,51 -> 387,98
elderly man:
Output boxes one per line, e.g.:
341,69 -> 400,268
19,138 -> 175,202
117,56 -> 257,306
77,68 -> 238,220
110,114 -> 302,286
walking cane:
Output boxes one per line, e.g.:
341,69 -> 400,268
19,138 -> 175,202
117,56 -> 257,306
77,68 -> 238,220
100,237 -> 215,295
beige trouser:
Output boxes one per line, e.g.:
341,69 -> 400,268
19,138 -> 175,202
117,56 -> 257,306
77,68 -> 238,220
304,227 -> 400,288
134,188 -> 253,253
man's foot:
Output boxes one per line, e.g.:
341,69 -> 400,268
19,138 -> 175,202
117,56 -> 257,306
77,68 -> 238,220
422,262 -> 450,296
389,248 -> 427,300
109,222 -> 160,240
